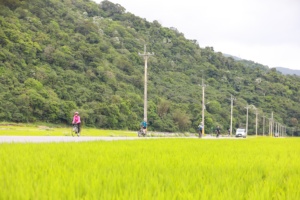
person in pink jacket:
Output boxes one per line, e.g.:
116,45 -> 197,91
72,111 -> 81,134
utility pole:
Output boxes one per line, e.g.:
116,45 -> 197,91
270,112 -> 273,137
268,117 -> 272,136
268,112 -> 274,137
138,45 -> 154,123
250,105 -> 258,136
229,95 -> 236,137
279,124 -> 282,137
285,126 -> 287,136
245,104 -> 255,135
255,108 -> 258,136
200,74 -> 207,136
245,105 -> 250,135
262,115 -> 266,136
269,118 -> 271,136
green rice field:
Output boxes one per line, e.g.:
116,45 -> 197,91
0,124 -> 136,137
1,137 -> 300,199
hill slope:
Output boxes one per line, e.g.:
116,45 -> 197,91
0,0 -> 299,134
275,67 -> 300,76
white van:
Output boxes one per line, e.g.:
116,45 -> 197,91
236,128 -> 246,138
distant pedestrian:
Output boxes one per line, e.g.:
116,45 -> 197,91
198,122 -> 203,138
216,126 -> 221,138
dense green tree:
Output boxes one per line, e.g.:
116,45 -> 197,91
0,0 -> 299,134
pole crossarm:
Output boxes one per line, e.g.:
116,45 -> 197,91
138,45 -> 154,59
248,104 -> 256,110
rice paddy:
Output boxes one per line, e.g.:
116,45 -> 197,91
0,124 -> 136,137
1,137 -> 300,199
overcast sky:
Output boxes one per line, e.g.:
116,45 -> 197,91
95,0 -> 300,70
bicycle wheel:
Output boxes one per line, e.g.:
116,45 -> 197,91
72,125 -> 78,136
138,130 -> 142,137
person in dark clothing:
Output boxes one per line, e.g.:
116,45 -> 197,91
140,119 -> 147,134
216,126 -> 221,138
198,122 -> 203,138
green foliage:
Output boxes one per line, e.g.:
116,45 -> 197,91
0,0 -> 299,132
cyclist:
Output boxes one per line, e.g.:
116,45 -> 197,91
198,122 -> 203,138
216,126 -> 221,138
72,111 -> 81,135
140,119 -> 147,134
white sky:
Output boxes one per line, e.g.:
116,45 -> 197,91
94,0 -> 300,70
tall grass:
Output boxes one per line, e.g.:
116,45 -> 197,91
0,125 -> 136,137
0,138 -> 299,199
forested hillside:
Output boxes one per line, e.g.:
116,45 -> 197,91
275,67 -> 300,76
0,0 -> 299,134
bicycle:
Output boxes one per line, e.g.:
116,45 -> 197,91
198,129 -> 202,138
138,127 -> 146,137
216,130 -> 220,138
72,124 -> 80,137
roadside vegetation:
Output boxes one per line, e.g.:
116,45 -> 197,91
0,122 -> 136,137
